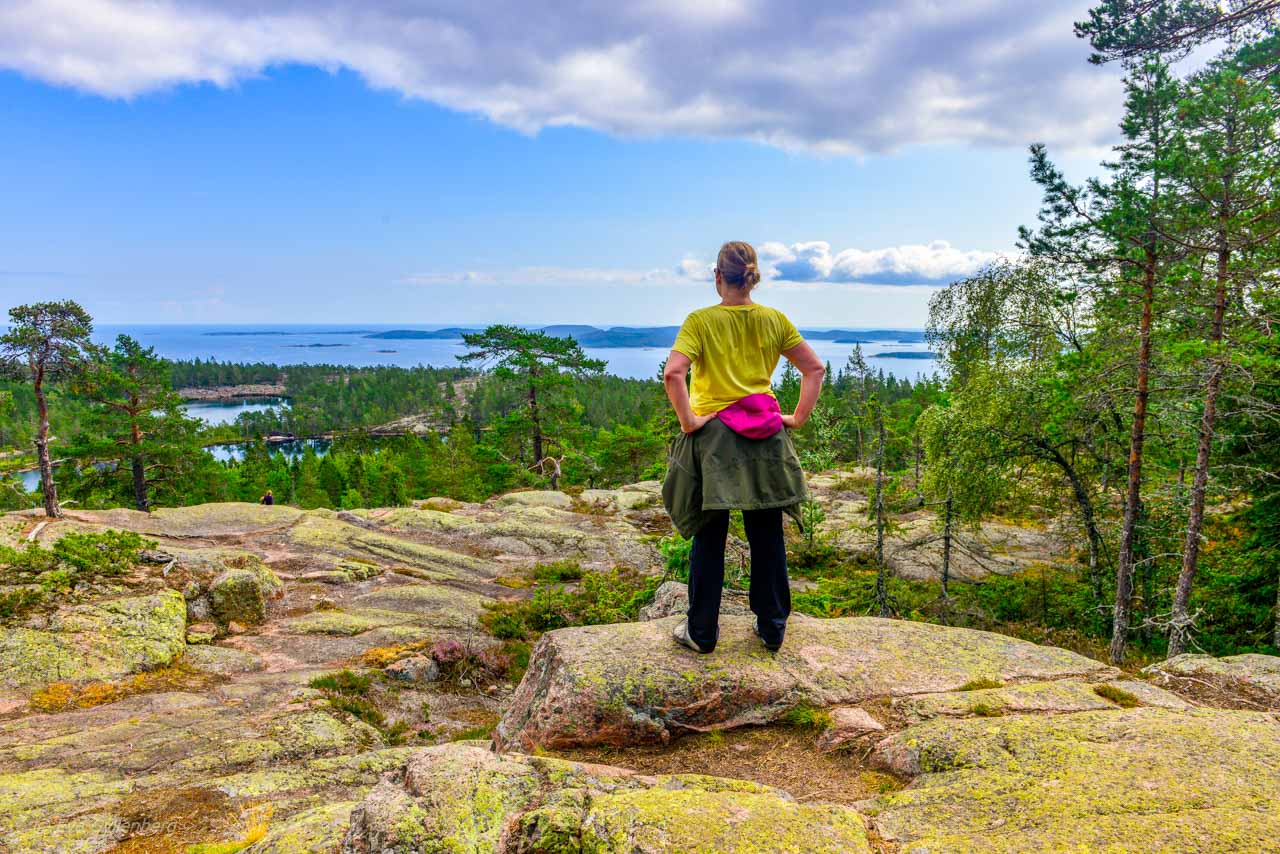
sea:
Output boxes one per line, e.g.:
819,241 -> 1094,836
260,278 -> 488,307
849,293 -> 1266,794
94,324 -> 938,385
12,323 -> 936,490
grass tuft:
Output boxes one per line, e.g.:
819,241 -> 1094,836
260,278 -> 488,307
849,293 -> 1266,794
780,702 -> 833,731
958,678 -> 1003,692
1093,683 -> 1140,708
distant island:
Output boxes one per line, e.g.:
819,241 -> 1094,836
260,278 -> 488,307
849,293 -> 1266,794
364,326 -> 926,349
872,351 -> 936,360
286,343 -> 350,348
205,330 -> 374,336
364,328 -> 480,340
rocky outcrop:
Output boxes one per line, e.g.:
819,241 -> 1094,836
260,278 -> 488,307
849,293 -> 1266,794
5,490 -> 1278,854
341,743 -> 871,854
208,565 -> 283,627
866,708 -> 1280,852
637,579 -> 751,621
1145,652 -> 1280,708
495,614 -> 1116,750
178,550 -> 284,629
0,591 -> 187,689
808,471 -> 1073,582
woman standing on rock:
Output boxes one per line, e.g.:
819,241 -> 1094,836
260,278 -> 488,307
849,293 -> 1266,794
661,240 -> 824,654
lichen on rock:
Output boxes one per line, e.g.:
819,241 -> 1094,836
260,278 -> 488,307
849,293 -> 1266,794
495,614 -> 1116,751
866,707 -> 1280,852
340,743 -> 871,853
0,590 -> 187,690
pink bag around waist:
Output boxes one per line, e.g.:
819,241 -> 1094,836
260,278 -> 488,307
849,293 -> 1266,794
716,393 -> 783,440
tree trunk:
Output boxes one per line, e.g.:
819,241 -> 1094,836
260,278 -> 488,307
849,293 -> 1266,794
1169,235 -> 1231,657
1110,262 -> 1155,665
129,399 -> 150,512
32,363 -> 60,519
131,456 -> 149,512
527,381 -> 544,467
941,495 -> 953,600
874,412 -> 890,618
913,431 -> 924,506
1042,442 -> 1109,619
1274,573 -> 1280,652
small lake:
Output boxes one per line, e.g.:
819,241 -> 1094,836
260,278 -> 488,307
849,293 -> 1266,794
182,396 -> 289,426
206,438 -> 331,464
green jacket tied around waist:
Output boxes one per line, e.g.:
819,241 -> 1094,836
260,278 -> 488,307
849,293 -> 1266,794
661,418 -> 810,538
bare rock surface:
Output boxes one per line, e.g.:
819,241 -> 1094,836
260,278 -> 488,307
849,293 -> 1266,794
866,707 -> 1280,852
1145,652 -> 1280,708
495,614 -> 1116,750
341,742 -> 871,854
816,706 -> 885,752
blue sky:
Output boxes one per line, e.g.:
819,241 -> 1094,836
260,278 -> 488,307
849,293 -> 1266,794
0,1 -> 1117,328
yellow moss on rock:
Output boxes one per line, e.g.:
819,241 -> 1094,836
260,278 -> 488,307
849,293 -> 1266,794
0,590 -> 187,690
342,743 -> 870,853
868,707 -> 1280,852
243,801 -> 355,853
580,787 -> 870,853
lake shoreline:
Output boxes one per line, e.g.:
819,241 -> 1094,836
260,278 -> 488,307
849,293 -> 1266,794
178,383 -> 287,401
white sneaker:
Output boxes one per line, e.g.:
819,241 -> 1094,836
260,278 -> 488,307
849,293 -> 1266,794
673,619 -> 711,654
754,617 -> 782,651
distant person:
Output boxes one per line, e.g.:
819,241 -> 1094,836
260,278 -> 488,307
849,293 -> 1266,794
662,240 -> 824,654
260,490 -> 274,506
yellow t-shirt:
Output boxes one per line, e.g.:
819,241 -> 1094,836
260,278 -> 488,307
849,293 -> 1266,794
672,303 -> 805,416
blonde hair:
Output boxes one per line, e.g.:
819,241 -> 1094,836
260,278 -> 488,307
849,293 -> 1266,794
716,241 -> 761,290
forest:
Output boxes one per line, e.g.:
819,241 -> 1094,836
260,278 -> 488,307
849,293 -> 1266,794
2,1 -> 1278,668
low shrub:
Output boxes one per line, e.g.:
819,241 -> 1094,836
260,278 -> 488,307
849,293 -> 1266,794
531,559 -> 584,584
308,669 -> 373,696
480,566 -> 658,642
0,530 -> 156,613
0,587 -> 44,620
658,535 -> 692,581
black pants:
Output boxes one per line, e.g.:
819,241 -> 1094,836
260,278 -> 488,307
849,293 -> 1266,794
686,508 -> 790,651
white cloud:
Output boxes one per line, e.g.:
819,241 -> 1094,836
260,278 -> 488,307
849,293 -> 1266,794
0,0 -> 1123,154
755,240 -> 1002,285
411,240 -> 1003,289
404,266 -> 674,287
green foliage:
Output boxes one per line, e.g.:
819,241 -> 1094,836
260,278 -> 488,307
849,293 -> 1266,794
531,560 -> 585,583
308,669 -> 373,696
308,668 -> 410,744
780,702 -> 832,731
0,587 -> 44,620
481,567 -> 658,642
67,335 -> 207,511
0,530 -> 155,612
658,534 -> 692,582
788,501 -> 849,578
51,530 -> 153,577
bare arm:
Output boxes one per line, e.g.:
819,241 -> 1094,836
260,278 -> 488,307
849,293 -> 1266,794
780,341 -> 825,429
663,351 -> 714,434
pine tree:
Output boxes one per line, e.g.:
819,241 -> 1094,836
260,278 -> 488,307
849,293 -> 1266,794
458,326 -> 605,480
0,301 -> 94,517
71,336 -> 205,511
